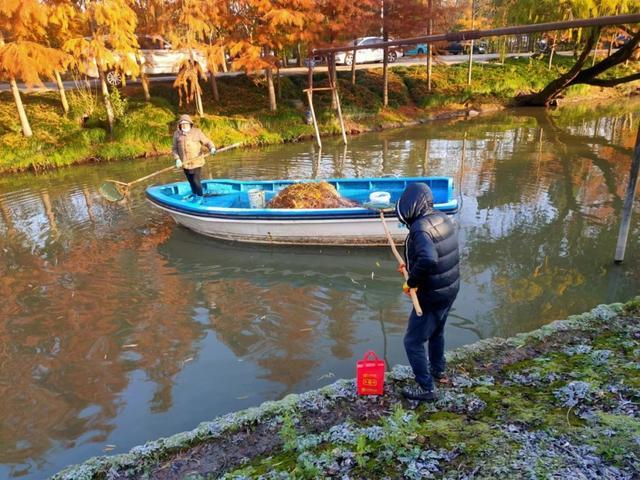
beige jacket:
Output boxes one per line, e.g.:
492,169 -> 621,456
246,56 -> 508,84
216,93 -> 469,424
172,126 -> 215,170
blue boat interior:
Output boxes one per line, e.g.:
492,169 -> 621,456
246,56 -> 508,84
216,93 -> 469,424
147,177 -> 458,215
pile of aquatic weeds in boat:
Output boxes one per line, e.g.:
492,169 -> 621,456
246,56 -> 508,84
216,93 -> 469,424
267,182 -> 359,209
52,298 -> 640,480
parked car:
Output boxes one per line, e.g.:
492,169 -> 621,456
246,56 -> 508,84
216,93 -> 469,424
334,37 -> 403,65
445,42 -> 464,55
445,41 -> 486,55
85,35 -> 208,86
404,44 -> 429,56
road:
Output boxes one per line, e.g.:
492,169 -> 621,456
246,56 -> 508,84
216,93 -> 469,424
2,52 -> 540,93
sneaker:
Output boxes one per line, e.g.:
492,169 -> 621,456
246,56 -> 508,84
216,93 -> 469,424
401,385 -> 436,402
432,371 -> 450,384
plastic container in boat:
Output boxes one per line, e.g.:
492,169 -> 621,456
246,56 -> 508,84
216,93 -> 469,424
369,191 -> 391,205
248,189 -> 266,208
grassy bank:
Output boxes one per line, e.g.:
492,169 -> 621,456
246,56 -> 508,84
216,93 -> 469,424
53,298 -> 640,479
1,56 -> 639,174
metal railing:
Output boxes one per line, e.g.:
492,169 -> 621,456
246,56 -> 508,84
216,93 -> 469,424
311,14 -> 640,56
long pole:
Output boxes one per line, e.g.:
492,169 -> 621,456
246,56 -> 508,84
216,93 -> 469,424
614,125 -> 640,263
306,89 -> 322,148
427,0 -> 433,91
467,0 -> 475,85
380,211 -> 423,316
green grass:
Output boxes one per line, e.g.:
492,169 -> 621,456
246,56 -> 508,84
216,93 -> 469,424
1,55 -> 639,173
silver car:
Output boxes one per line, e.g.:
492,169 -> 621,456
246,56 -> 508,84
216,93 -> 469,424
335,37 -> 403,65
86,35 -> 208,86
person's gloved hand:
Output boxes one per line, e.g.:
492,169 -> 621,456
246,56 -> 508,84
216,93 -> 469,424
210,146 -> 217,155
402,281 -> 417,297
175,158 -> 183,169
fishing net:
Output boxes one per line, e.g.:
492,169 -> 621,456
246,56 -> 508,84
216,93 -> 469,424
99,181 -> 127,202
268,182 -> 359,209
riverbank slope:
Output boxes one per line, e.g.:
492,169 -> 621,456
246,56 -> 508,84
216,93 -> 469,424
53,297 -> 640,479
2,56 -> 639,174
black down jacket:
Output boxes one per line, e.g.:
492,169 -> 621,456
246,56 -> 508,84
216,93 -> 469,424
395,182 -> 460,304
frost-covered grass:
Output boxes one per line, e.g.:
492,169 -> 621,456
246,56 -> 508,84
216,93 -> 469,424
2,56 -> 639,174
52,298 -> 640,480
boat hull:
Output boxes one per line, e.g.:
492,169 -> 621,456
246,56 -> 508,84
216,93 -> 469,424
153,202 -> 409,246
146,177 -> 458,246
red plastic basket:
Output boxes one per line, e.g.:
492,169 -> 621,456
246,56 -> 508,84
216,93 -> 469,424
356,350 -> 385,395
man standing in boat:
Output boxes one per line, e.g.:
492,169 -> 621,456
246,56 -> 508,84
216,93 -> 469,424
395,183 -> 460,402
172,114 -> 216,200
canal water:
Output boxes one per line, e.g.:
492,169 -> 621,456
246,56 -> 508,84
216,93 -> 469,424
1,101 -> 639,479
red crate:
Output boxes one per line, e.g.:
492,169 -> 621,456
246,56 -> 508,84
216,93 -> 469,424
356,350 -> 385,395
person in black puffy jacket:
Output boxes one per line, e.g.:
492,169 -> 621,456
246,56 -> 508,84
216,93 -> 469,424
395,182 -> 460,401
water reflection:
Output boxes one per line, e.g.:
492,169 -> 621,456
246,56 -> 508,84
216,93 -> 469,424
0,101 -> 639,478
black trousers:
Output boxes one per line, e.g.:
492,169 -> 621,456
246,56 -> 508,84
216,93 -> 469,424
183,167 -> 203,196
403,297 -> 456,391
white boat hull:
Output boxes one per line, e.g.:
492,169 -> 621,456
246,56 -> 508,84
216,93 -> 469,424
153,203 -> 409,246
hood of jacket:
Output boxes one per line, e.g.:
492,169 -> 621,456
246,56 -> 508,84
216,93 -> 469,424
177,114 -> 194,126
395,182 -> 434,226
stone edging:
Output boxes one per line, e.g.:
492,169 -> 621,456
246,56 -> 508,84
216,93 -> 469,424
51,301 -> 629,480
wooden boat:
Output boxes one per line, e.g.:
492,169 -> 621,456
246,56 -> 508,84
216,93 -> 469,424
146,177 -> 458,246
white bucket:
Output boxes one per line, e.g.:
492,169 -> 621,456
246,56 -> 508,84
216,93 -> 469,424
369,191 -> 391,205
248,189 -> 266,208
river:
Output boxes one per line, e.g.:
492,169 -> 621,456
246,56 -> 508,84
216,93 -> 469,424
0,101 -> 639,479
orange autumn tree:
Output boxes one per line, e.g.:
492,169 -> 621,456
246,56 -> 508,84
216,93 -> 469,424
316,0 -> 379,85
63,0 -> 139,132
229,0 -> 322,112
131,0 -> 168,100
381,0 -> 432,106
0,0 -> 69,137
158,0 -> 216,117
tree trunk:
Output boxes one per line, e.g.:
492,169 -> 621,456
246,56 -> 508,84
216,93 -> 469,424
266,67 -> 276,112
351,46 -> 357,85
98,66 -> 115,132
141,71 -> 151,101
608,32 -> 615,57
9,77 -> 32,137
189,49 -> 204,116
195,87 -> 204,117
517,28 -> 601,107
210,69 -> 220,102
296,43 -> 303,68
592,30 -> 602,67
467,42 -> 474,85
220,48 -> 228,72
548,35 -> 557,70
139,58 -> 151,101
277,59 -> 282,100
329,54 -> 337,110
383,32 -> 389,108
54,70 -> 70,114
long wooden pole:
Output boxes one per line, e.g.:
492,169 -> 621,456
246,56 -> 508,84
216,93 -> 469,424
467,0 -> 475,86
306,89 -> 322,148
380,212 -> 423,316
614,125 -> 640,263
